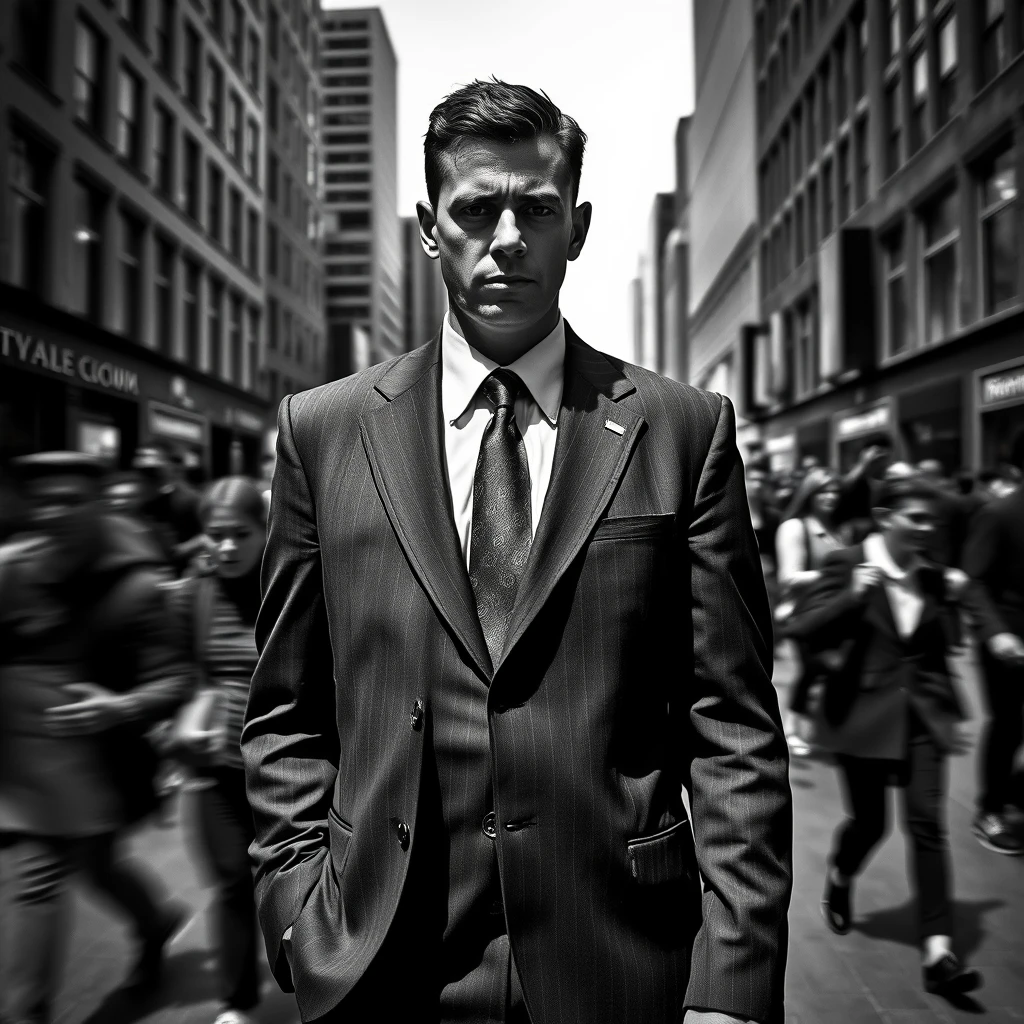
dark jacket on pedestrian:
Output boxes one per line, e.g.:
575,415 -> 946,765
0,515 -> 192,837
785,541 -> 966,760
962,485 -> 1024,643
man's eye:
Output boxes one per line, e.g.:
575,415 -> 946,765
463,205 -> 489,217
527,206 -> 554,217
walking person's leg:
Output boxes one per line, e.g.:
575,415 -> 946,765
0,834 -> 73,1024
195,769 -> 260,1017
902,727 -> 981,995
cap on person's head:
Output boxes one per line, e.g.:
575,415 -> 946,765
10,451 -> 105,484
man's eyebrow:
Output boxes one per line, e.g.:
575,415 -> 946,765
448,187 -> 565,206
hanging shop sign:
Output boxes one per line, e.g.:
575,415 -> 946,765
835,402 -> 891,441
147,401 -> 207,445
980,364 -> 1024,407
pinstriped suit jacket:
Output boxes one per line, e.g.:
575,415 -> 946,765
241,325 -> 793,1023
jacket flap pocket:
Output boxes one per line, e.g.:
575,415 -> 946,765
592,513 -> 676,542
626,817 -> 692,884
328,806 -> 353,875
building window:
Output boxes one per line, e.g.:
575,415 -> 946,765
796,298 -> 819,395
838,139 -> 851,223
226,92 -> 242,159
981,0 -> 1007,84
206,58 -> 223,136
183,259 -> 200,365
247,207 -> 259,274
920,189 -> 959,343
229,187 -> 242,260
208,0 -> 224,35
853,6 -> 867,99
266,223 -> 278,275
184,22 -> 201,107
883,226 -> 908,354
245,118 -> 259,182
69,177 -> 103,318
207,278 -> 224,377
267,296 -> 278,350
229,0 -> 244,66
117,211 -> 143,338
184,134 -> 201,219
117,0 -> 143,36
244,307 -> 259,390
808,176 -> 819,248
115,65 -> 143,166
835,36 -> 848,124
822,157 -> 834,237
153,104 -> 175,197
855,116 -> 870,207
8,130 -> 51,297
228,292 -> 243,384
267,152 -> 278,203
282,310 -> 292,356
247,28 -> 260,88
74,17 -> 104,131
154,238 -> 174,355
207,162 -> 223,242
885,78 -> 902,177
979,145 -> 1019,315
282,240 -> 292,288
909,49 -> 928,153
154,0 -> 175,72
282,172 -> 292,218
806,82 -> 817,156
11,0 -> 55,84
888,0 -> 901,60
795,193 -> 806,265
938,15 -> 957,127
267,80 -> 279,133
268,5 -> 279,60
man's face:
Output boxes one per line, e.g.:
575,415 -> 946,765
880,497 -> 939,556
418,134 -> 591,350
25,474 -> 101,560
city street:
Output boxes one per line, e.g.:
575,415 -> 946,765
23,647 -> 1024,1024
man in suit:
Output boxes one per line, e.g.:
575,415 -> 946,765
242,80 -> 792,1024
963,437 -> 1024,855
785,478 -> 980,997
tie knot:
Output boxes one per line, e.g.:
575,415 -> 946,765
480,368 -> 523,410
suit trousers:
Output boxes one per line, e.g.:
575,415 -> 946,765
193,767 -> 260,1011
832,714 -> 953,941
977,647 -> 1024,815
0,830 -> 167,1024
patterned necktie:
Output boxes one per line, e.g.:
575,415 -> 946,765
469,369 -> 533,668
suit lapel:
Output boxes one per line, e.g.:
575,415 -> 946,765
360,337 -> 493,682
497,327 -> 644,670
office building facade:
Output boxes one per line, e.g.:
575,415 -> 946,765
263,0 -> 328,404
401,215 -> 447,351
687,0 -> 761,451
320,5 -> 401,374
751,0 -> 1024,473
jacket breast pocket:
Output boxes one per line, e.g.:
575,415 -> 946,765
592,513 -> 677,543
328,806 -> 353,879
626,817 -> 694,885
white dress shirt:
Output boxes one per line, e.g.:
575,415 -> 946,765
863,532 -> 924,639
441,310 -> 564,568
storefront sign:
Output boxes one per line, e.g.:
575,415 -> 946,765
1,324 -> 140,396
980,366 -> 1024,406
836,403 -> 891,440
226,406 -> 265,434
148,401 -> 206,444
764,434 -> 796,455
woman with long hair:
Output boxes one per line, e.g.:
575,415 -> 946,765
174,476 -> 266,1024
775,467 -> 847,755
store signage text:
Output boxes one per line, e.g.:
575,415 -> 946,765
981,368 -> 1024,406
836,404 -> 890,440
1,325 -> 139,396
765,433 -> 796,454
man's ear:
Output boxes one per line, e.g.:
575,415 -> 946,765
567,201 -> 592,262
416,200 -> 440,260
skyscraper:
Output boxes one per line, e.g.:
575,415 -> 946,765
320,6 -> 402,374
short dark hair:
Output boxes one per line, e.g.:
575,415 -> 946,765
875,476 -> 940,512
200,476 -> 267,528
424,78 -> 587,209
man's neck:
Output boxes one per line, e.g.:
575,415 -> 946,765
448,302 -> 560,365
880,532 -> 917,572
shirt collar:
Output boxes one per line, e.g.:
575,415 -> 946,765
441,310 -> 565,427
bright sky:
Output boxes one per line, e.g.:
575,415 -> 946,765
323,0 -> 695,359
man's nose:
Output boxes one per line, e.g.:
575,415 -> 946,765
490,210 -> 526,258
220,538 -> 238,555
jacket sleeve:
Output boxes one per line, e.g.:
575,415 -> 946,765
962,502 -> 1010,642
683,395 -> 793,1024
241,394 -> 339,993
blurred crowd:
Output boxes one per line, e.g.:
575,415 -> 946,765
1,429 -> 1022,1019
749,434 -> 1024,997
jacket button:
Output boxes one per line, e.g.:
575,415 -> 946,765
410,700 -> 424,731
394,819 -> 410,849
482,811 -> 498,840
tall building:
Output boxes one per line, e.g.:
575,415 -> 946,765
639,192 -> 675,373
263,0 -> 328,405
0,0 -> 328,476
401,216 -> 447,351
661,117 -> 691,384
320,6 -> 401,374
751,0 -> 1024,473
687,0 -> 760,453
629,269 -> 644,365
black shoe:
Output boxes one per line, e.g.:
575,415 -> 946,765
821,874 -> 852,935
972,812 -> 1024,855
923,952 -> 982,996
122,904 -> 188,997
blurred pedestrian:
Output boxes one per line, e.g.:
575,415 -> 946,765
774,468 -> 846,755
835,438 -> 893,530
132,441 -> 205,573
962,436 -> 1024,855
786,477 -> 981,998
0,453 -> 191,1024
170,477 -> 267,1024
